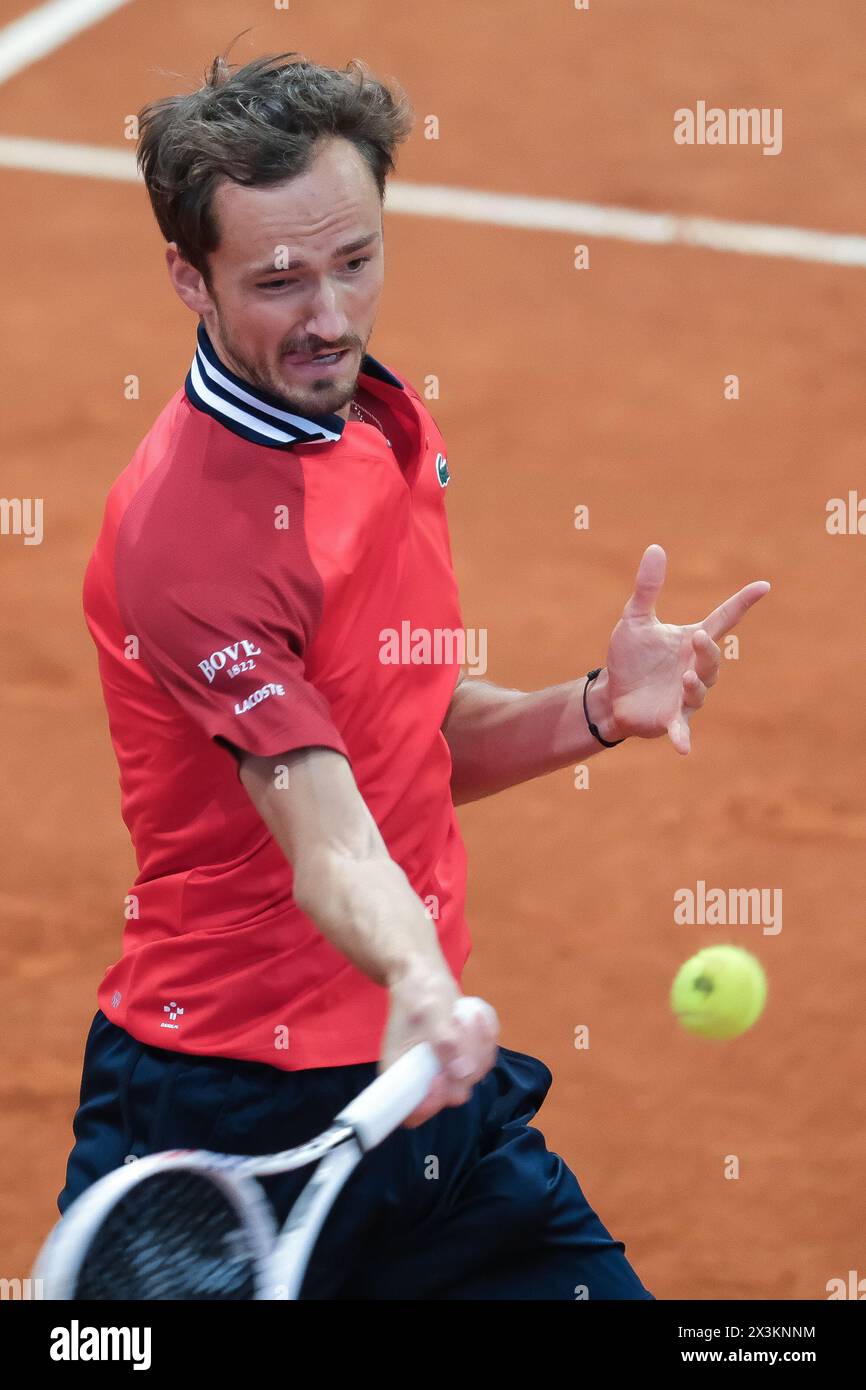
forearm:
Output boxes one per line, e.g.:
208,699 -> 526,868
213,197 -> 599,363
295,846 -> 443,988
239,749 -> 446,988
442,668 -> 620,805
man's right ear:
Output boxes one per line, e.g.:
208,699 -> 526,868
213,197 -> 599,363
165,244 -> 213,315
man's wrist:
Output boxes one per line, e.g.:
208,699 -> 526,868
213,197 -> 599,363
382,914 -> 449,990
583,667 -> 624,746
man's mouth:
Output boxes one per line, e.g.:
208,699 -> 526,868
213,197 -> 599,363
284,348 -> 352,370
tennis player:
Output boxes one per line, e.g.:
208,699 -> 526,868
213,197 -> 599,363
59,53 -> 769,1300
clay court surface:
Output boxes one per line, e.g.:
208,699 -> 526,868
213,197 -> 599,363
2,0 -> 865,1299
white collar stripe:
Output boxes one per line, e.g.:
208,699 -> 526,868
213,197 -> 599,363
188,357 -> 302,445
194,343 -> 341,439
184,326 -> 405,450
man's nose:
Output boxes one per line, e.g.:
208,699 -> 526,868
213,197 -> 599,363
304,280 -> 349,345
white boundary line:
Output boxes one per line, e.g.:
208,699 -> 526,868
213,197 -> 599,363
1,132 -> 866,269
0,0 -> 133,87
386,180 -> 866,269
0,132 -> 136,178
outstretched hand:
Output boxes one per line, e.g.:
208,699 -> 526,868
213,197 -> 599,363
603,544 -> 770,755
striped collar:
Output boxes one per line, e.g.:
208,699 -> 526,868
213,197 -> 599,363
185,323 -> 404,449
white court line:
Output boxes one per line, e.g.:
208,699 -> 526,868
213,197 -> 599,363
0,132 -> 136,178
2,132 -> 866,270
0,0 -> 133,87
386,180 -> 866,269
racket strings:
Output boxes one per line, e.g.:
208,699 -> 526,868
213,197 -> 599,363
73,1170 -> 258,1300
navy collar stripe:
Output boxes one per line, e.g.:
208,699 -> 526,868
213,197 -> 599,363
184,370 -> 311,449
195,337 -> 343,438
193,325 -> 344,437
356,355 -> 405,389
184,324 -> 404,450
187,357 -> 330,445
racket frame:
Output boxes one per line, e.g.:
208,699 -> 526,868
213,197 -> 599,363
34,1153 -> 277,1300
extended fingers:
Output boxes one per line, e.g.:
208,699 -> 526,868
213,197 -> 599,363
666,713 -> 691,756
692,629 -> 720,687
622,543 -> 667,619
664,585 -> 766,758
666,635 -> 716,756
681,667 -> 708,711
702,580 -> 771,641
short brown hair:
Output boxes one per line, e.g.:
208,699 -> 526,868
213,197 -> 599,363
137,52 -> 413,281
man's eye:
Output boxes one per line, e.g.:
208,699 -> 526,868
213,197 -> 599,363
256,258 -> 370,289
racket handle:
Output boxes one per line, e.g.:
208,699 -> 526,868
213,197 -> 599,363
337,1043 -> 437,1149
337,996 -> 497,1150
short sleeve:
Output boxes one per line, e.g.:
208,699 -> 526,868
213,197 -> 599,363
115,566 -> 349,764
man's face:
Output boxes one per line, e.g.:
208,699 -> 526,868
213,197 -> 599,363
170,136 -> 385,419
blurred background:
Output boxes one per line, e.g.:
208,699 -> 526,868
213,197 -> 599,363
1,0 -> 865,1299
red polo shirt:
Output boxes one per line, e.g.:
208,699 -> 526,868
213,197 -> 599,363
83,324 -> 469,1069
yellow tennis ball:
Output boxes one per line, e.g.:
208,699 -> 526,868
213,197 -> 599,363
671,945 -> 767,1040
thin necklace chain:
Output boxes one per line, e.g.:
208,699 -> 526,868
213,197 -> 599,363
350,397 -> 387,435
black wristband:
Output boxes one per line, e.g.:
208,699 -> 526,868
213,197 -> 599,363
583,668 -> 625,748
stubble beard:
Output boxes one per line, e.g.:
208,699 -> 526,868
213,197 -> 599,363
215,305 -> 367,417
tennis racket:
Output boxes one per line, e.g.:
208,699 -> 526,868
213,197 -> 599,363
34,996 -> 495,1300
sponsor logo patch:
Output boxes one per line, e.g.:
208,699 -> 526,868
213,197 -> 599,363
234,682 -> 286,716
197,638 -> 262,684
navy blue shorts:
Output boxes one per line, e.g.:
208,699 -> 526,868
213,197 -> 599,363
59,1011 -> 654,1300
